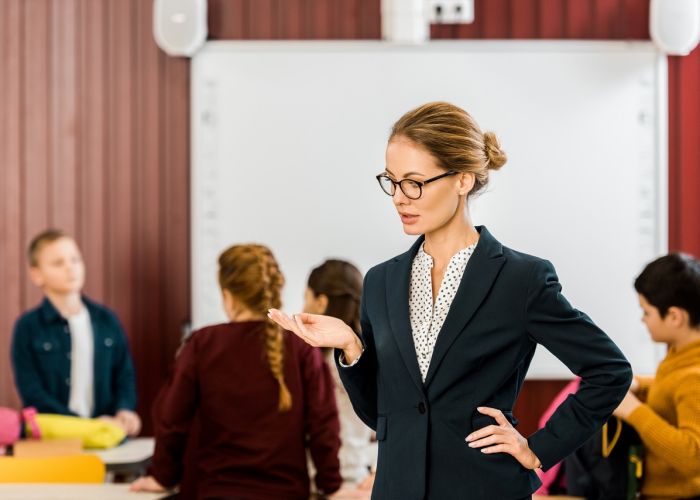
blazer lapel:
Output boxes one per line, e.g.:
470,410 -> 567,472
386,236 -> 426,394
423,226 -> 505,388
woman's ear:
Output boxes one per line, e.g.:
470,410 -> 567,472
317,293 -> 329,315
457,172 -> 475,196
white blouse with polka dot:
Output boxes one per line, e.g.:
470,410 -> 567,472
409,242 -> 477,381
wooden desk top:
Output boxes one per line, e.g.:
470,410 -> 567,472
0,483 -> 165,499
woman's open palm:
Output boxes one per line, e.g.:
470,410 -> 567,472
268,309 -> 356,350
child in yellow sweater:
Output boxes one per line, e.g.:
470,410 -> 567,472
614,253 -> 700,500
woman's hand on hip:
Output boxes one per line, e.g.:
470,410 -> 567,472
466,407 -> 542,470
267,309 -> 361,355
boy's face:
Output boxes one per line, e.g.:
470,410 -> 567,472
638,293 -> 677,343
29,237 -> 85,295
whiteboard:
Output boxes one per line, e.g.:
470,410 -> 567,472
191,41 -> 667,378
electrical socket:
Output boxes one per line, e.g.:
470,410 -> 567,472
427,0 -> 474,24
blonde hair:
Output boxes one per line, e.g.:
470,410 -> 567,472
218,244 -> 292,412
390,101 -> 507,196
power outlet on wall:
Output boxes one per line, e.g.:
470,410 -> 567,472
427,0 -> 474,24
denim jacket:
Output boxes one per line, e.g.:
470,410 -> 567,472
11,296 -> 137,417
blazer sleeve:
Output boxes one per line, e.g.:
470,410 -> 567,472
525,258 -> 632,470
10,319 -> 75,415
335,272 -> 379,430
108,313 -> 137,412
301,344 -> 342,495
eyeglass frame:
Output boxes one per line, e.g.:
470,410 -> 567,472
375,170 -> 459,200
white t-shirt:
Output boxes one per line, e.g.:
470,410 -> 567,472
67,307 -> 94,418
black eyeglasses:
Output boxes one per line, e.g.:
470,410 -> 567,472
375,170 -> 459,200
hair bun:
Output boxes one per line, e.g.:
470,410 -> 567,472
483,131 -> 507,171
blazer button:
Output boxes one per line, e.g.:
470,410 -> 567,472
418,402 -> 427,414
43,342 -> 52,352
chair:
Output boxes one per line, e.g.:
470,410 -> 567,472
0,454 -> 105,483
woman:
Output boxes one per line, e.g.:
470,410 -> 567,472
269,102 -> 632,499
131,244 -> 342,499
303,260 -> 375,487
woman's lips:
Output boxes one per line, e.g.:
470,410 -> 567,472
400,214 -> 419,225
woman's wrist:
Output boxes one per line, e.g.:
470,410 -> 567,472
342,335 -> 363,364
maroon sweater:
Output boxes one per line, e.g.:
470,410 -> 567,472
150,321 -> 342,499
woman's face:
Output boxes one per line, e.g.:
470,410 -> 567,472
384,136 -> 473,236
303,287 -> 328,315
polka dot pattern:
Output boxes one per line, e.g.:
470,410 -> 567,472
409,242 -> 476,381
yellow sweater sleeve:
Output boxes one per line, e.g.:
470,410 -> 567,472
626,375 -> 700,477
634,375 -> 654,402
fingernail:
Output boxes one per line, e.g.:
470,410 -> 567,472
465,434 -> 472,441
468,442 -> 475,447
477,407 -> 483,411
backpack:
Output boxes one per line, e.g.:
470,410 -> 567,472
565,417 -> 643,500
0,407 -> 41,447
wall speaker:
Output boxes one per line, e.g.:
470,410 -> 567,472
153,0 -> 207,57
650,0 -> 700,56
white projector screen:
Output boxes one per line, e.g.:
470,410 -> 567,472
191,41 -> 667,378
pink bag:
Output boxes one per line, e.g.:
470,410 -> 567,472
0,407 -> 41,447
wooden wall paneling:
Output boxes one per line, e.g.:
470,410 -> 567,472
668,58 -> 681,252
105,0 -> 134,330
308,0 -> 332,39
1,0 -> 24,409
247,0 -> 275,39
565,0 -> 593,38
22,0 -> 51,309
335,0 -> 359,39
592,0 -> 625,39
480,0 -> 511,39
510,0 -> 539,39
357,0 -> 381,39
50,0 -> 79,235
674,49 -> 700,255
161,54 -> 191,399
131,0 -> 162,429
622,0 -> 649,39
79,0 -> 107,301
208,0 -> 247,39
537,0 -> 566,38
278,0 -> 305,39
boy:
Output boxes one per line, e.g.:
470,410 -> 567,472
11,229 -> 140,436
614,253 -> 700,499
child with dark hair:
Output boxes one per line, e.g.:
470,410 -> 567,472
304,259 -> 375,489
614,252 -> 700,499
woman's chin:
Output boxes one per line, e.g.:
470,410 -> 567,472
402,225 -> 423,236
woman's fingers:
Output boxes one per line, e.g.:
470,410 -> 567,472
481,444 -> 509,454
268,309 -> 298,332
467,432 -> 510,449
476,406 -> 511,427
293,313 -> 318,345
465,424 -> 501,442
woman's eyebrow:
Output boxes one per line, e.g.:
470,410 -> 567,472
385,168 -> 425,178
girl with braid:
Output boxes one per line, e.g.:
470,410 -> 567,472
131,244 -> 342,499
303,260 -> 376,490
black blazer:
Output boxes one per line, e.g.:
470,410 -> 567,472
336,226 -> 632,500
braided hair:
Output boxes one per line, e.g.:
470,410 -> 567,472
218,244 -> 292,412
